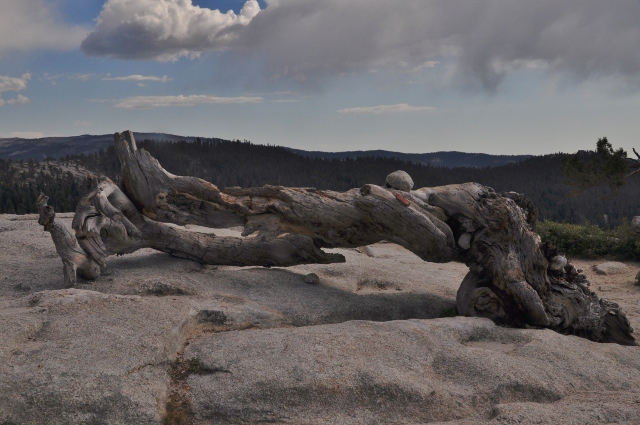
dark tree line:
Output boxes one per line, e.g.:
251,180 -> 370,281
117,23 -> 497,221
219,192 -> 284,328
2,137 -> 640,227
0,159 -> 83,214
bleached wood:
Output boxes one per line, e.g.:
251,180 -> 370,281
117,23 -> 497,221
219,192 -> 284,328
37,194 -> 101,286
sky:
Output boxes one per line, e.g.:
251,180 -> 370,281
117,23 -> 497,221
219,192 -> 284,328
1,0 -> 640,155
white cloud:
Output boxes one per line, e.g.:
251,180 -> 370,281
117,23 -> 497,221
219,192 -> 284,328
338,104 -> 435,115
412,61 -> 440,73
114,94 -> 263,109
81,0 -> 261,61
103,75 -> 172,83
43,73 -> 64,85
0,73 -> 31,107
0,73 -> 31,93
0,0 -> 88,54
6,94 -> 30,105
70,74 -> 95,81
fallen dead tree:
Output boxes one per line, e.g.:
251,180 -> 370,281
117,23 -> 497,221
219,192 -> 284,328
37,131 -> 636,345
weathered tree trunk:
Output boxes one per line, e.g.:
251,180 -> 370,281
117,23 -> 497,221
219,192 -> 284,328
39,131 -> 636,346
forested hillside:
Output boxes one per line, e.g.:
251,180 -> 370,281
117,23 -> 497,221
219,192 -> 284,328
0,159 -> 87,214
2,137 -> 639,227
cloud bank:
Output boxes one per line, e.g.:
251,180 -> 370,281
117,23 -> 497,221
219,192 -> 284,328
4,132 -> 46,139
81,0 -> 640,91
82,0 -> 261,61
103,75 -> 172,83
114,94 -> 263,109
338,104 -> 435,115
0,0 -> 88,54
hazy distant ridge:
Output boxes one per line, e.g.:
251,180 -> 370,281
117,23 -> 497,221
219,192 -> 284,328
0,133 -> 199,160
285,148 -> 532,168
0,133 -> 531,168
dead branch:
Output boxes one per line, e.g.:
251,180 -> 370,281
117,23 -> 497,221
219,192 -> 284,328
37,131 -> 636,346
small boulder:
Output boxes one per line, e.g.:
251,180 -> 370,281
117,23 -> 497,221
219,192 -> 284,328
549,255 -> 568,271
632,216 -> 640,233
304,273 -> 320,284
457,233 -> 472,250
385,170 -> 414,192
593,261 -> 627,275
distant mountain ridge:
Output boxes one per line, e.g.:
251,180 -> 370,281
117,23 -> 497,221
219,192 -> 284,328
0,133 -> 531,168
285,148 -> 532,168
0,133 -> 199,160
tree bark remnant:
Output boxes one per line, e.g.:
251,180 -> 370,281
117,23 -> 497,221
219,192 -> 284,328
38,131 -> 636,346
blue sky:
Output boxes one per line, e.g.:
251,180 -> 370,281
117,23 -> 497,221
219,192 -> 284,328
1,0 -> 640,155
